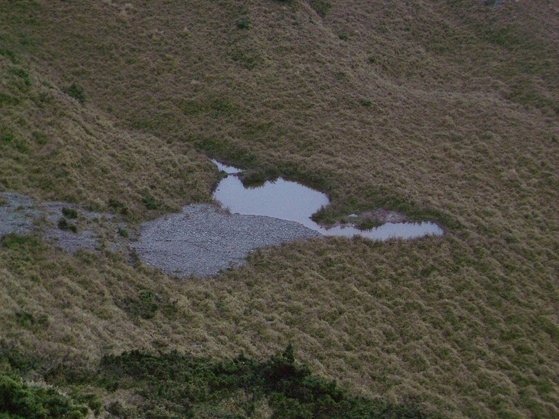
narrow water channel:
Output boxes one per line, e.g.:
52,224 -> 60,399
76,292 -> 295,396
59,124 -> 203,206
212,160 -> 443,240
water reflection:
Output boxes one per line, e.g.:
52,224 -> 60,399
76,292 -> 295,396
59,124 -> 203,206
213,161 -> 443,240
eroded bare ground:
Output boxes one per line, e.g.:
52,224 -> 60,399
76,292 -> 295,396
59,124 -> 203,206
0,192 -> 319,277
0,192 -> 129,255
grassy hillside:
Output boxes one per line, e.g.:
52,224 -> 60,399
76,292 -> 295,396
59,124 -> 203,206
1,0 -> 558,417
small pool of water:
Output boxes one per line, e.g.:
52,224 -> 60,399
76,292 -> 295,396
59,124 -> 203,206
213,161 -> 443,240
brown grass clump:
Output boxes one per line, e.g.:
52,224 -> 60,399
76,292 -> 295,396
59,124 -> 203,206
1,0 -> 558,417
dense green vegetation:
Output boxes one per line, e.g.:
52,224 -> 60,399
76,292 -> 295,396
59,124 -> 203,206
96,347 -> 424,417
1,346 -> 425,418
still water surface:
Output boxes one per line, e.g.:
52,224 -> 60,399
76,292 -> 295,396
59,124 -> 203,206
212,160 -> 443,240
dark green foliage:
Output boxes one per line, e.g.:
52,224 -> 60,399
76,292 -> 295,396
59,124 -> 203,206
61,207 -> 78,219
96,346 -> 427,418
0,234 -> 41,251
8,67 -> 31,88
230,48 -> 261,70
356,219 -> 382,230
0,373 -> 88,419
236,16 -> 251,30
142,194 -> 159,210
117,227 -> 128,238
116,290 -> 176,320
0,93 -> 20,107
359,98 -> 373,107
15,311 -> 48,330
0,49 -> 17,63
57,218 -> 77,233
64,83 -> 85,104
0,132 -> 28,154
309,0 -> 331,17
107,199 -> 128,215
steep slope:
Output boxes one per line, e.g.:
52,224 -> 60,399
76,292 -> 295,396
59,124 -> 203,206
1,0 -> 558,417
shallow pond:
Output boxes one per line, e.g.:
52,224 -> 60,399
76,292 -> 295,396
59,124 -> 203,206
212,161 -> 443,240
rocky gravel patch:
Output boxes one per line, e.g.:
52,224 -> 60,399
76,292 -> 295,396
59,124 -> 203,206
0,192 -> 320,277
0,192 -> 110,254
133,204 -> 320,277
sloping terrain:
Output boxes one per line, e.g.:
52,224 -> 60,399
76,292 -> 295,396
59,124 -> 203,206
1,0 -> 558,417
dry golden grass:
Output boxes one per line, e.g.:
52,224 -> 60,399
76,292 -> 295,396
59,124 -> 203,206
1,0 -> 558,417
0,55 -> 215,219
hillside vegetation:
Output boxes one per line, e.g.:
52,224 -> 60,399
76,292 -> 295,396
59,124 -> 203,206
1,0 -> 558,417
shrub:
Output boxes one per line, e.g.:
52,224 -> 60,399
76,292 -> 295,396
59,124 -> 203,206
0,373 -> 88,419
65,83 -> 86,104
15,311 -> 48,330
116,290 -> 176,320
236,16 -> 250,30
107,199 -> 128,215
58,218 -> 77,233
142,194 -> 159,210
1,234 -> 41,251
309,0 -> 331,17
61,207 -> 78,219
8,67 -> 31,87
0,132 -> 29,154
117,227 -> 129,238
0,93 -> 20,107
95,346 -> 427,418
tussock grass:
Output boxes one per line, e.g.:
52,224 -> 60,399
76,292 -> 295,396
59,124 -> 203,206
0,55 -> 215,220
0,0 -> 558,417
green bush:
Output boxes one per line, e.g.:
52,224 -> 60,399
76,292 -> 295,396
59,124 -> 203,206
309,0 -> 331,17
0,373 -> 88,419
116,290 -> 177,320
57,218 -> 77,233
61,208 -> 78,219
0,235 -> 41,251
107,199 -> 128,215
64,83 -> 85,104
0,132 -> 28,154
142,194 -> 159,210
96,346 -> 427,418
236,16 -> 251,30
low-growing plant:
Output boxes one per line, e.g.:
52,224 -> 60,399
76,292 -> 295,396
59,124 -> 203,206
61,207 -> 78,219
31,131 -> 48,145
117,227 -> 128,238
65,83 -> 86,104
92,346 -> 427,418
107,199 -> 128,215
0,234 -> 41,251
8,66 -> 31,87
236,16 -> 251,30
0,373 -> 88,418
309,0 -> 331,17
0,93 -> 20,107
142,194 -> 159,210
58,218 -> 78,233
115,290 -> 176,320
0,132 -> 28,153
15,311 -> 48,330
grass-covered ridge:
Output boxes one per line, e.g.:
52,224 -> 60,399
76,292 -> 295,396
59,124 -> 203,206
0,0 -> 558,417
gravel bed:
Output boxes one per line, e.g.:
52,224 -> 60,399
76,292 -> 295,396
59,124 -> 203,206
1,193 -> 320,277
133,204 -> 320,277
